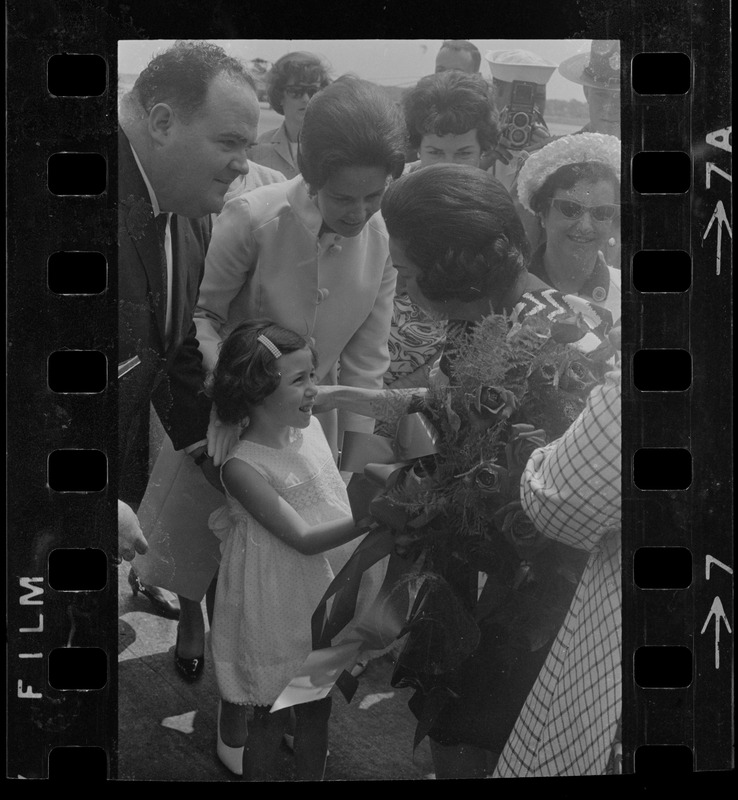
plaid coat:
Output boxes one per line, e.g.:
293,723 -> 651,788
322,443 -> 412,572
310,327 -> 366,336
495,368 -> 622,777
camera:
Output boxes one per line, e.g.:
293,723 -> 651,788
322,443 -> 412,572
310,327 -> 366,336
499,80 -> 539,150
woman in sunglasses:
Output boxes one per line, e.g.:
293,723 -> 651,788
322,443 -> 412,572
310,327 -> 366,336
249,51 -> 331,179
517,133 -> 621,320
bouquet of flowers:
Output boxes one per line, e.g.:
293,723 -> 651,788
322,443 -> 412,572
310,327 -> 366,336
374,309 -> 610,563
311,309 -> 615,738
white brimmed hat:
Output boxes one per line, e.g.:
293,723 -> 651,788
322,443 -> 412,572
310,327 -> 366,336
517,133 -> 621,213
485,49 -> 557,85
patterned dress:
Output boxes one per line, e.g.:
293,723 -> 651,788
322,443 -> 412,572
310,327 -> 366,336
527,244 -> 622,323
384,293 -> 447,387
209,417 -> 359,706
434,287 -> 614,384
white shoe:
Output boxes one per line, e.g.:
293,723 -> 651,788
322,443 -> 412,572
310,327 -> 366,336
217,700 -> 245,775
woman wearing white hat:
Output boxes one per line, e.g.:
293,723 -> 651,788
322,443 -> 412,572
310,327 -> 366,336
517,132 -> 621,320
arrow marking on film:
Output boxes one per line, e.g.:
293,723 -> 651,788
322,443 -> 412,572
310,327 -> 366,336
700,596 -> 732,669
702,200 -> 732,276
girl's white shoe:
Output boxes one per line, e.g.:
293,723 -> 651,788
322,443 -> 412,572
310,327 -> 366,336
217,700 -> 245,775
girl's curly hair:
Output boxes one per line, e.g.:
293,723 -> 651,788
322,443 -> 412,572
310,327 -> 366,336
206,319 -> 317,425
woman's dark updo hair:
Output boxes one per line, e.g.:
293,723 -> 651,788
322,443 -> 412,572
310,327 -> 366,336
207,320 -> 317,425
403,70 -> 499,152
530,161 -> 620,215
381,164 -> 530,305
266,51 -> 331,116
298,75 -> 407,192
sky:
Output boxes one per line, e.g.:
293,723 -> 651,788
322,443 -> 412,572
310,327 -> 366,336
118,39 -> 593,101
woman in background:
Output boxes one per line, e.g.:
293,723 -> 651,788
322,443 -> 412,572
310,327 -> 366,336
517,133 -> 621,321
383,70 -> 499,394
248,51 -> 331,180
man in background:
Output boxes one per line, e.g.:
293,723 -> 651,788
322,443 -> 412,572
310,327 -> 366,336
117,41 -> 260,620
484,48 -> 557,190
435,39 -> 482,74
558,39 -> 621,138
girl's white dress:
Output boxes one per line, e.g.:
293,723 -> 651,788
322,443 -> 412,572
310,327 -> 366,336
209,417 -> 360,706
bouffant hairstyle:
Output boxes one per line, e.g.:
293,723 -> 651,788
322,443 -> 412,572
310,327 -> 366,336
298,75 -> 407,192
132,40 -> 255,121
403,70 -> 499,152
381,164 -> 530,305
266,51 -> 331,115
530,161 -> 620,215
208,320 -> 317,425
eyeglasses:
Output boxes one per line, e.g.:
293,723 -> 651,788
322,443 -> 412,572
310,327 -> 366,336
549,198 -> 620,221
284,84 -> 321,99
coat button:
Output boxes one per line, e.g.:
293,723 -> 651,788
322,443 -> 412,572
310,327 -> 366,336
316,288 -> 330,304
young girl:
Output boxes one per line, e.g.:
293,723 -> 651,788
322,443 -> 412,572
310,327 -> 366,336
143,75 -> 405,676
208,320 -> 369,782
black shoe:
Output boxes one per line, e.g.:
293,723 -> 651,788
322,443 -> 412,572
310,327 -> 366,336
127,569 -> 180,620
174,625 -> 205,682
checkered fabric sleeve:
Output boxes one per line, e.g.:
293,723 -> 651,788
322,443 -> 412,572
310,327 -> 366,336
521,368 -> 621,551
494,370 -> 622,778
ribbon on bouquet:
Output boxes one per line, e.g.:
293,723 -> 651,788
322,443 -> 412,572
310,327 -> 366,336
270,413 -> 440,714
271,524 -> 412,712
338,411 -> 439,474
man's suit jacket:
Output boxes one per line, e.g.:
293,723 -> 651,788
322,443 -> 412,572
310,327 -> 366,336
248,122 -> 299,180
118,127 -> 212,475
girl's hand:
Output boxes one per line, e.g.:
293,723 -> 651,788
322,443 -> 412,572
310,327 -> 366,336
207,405 -> 242,466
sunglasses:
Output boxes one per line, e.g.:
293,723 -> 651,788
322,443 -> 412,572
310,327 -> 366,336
549,198 -> 620,221
284,84 -> 321,99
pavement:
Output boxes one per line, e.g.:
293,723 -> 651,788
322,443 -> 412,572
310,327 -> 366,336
117,562 -> 435,782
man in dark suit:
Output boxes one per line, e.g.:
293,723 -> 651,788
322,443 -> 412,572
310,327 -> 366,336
118,42 -> 260,618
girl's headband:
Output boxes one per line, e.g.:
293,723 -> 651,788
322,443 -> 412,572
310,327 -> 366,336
257,334 -> 282,359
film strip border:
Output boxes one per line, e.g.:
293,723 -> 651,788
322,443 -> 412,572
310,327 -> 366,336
5,3 -> 733,782
623,13 -> 733,776
7,7 -> 119,779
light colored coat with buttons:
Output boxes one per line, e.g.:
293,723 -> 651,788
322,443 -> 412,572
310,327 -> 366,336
195,176 -> 396,447
248,122 -> 300,180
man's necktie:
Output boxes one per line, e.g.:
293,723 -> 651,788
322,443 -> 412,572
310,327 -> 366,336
155,213 -> 168,286
155,212 -> 170,321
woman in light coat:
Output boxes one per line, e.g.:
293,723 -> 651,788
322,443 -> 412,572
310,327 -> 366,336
133,76 -> 406,691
